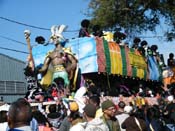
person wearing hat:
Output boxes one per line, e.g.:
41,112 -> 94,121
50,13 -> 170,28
68,111 -> 84,131
101,99 -> 121,131
59,101 -> 79,131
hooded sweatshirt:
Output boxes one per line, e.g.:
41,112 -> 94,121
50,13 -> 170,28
70,118 -> 109,131
85,118 -> 109,131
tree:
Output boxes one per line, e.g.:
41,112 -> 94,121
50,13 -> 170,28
87,0 -> 175,41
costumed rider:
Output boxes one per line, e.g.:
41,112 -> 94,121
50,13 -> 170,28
138,40 -> 152,58
36,25 -> 77,91
92,24 -> 104,37
113,31 -> 126,45
131,37 -> 141,50
78,19 -> 90,37
150,44 -> 165,67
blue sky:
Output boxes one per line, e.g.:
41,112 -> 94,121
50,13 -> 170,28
0,0 -> 90,61
0,0 -> 174,64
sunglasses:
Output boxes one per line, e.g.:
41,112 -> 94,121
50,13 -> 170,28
107,107 -> 116,111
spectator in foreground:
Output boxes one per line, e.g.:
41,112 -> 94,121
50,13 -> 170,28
70,103 -> 109,131
121,108 -> 147,131
7,98 -> 32,131
68,111 -> 84,131
83,103 -> 109,131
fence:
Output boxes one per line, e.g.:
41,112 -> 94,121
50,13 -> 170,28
0,81 -> 27,103
0,81 -> 27,94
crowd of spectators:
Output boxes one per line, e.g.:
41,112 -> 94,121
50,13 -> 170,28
0,84 -> 174,131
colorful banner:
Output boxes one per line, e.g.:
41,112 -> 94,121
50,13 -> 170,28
124,46 -> 132,77
103,38 -> 111,73
147,56 -> 160,81
108,42 -> 122,75
95,37 -> 106,73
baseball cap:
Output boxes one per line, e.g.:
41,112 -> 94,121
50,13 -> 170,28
69,101 -> 79,112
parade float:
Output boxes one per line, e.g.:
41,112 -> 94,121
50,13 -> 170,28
23,25 -> 175,103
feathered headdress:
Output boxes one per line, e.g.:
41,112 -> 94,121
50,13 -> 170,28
50,24 -> 68,44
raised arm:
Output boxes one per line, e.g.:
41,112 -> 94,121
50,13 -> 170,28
24,30 -> 35,71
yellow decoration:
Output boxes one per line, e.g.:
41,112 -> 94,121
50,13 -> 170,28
103,32 -> 114,41
40,51 -> 53,88
129,52 -> 147,69
40,69 -> 53,88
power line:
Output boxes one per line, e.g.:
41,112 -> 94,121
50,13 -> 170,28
0,17 -> 50,31
0,17 -> 169,39
0,46 -> 29,54
0,16 -> 79,32
138,35 -> 164,38
0,17 -> 169,37
0,35 -> 26,45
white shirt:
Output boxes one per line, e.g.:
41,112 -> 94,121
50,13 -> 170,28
0,122 -> 8,131
115,113 -> 129,131
14,126 -> 32,131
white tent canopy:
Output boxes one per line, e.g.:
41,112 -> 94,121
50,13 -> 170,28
0,103 -> 10,111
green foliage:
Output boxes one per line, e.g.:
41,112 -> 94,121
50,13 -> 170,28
87,0 -> 175,41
